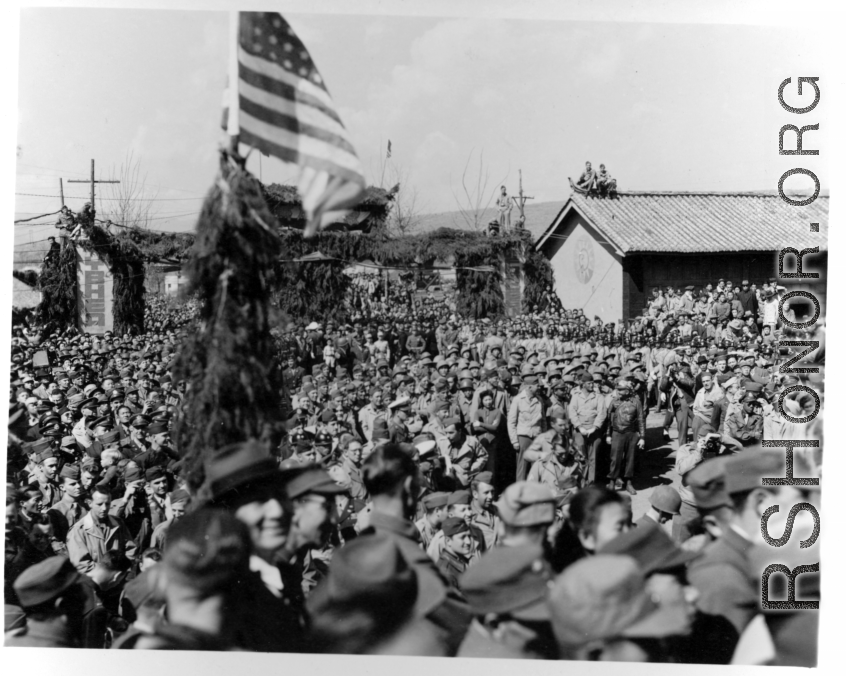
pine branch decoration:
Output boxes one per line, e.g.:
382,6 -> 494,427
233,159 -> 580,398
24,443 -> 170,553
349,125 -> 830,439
171,150 -> 285,493
35,239 -> 78,336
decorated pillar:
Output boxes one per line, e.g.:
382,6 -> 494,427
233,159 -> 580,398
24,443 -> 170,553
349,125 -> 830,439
77,247 -> 114,334
501,248 -> 525,318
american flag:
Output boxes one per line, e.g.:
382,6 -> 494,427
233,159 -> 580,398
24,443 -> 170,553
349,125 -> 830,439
224,12 -> 365,237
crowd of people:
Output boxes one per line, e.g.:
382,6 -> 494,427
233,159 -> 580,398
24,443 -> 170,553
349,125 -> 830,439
4,272 -> 822,664
346,271 -> 454,318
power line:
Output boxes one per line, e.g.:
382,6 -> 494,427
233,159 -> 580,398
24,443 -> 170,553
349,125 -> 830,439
16,192 -> 205,202
16,161 -> 209,195
14,209 -> 62,223
15,210 -> 200,227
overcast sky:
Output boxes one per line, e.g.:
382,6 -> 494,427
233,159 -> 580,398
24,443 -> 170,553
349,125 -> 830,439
13,5 -> 832,246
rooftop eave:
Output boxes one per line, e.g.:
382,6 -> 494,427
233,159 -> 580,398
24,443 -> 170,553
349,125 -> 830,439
535,197 -> 626,258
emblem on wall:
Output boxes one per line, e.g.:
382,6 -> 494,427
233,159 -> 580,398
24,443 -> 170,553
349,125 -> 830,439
574,235 -> 595,284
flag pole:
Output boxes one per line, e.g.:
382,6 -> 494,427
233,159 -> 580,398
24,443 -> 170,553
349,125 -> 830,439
227,11 -> 241,153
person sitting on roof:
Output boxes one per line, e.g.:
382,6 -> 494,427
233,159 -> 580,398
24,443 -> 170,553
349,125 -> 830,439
575,161 -> 596,191
596,164 -> 617,196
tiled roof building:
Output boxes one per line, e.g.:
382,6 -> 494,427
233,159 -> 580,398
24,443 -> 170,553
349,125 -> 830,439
534,191 -> 828,321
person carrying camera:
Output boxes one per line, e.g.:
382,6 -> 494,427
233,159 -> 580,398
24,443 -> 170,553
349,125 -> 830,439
667,360 -> 696,446
673,425 -> 731,543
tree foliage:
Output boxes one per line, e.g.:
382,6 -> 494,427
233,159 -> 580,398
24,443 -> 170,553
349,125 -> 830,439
171,150 -> 286,494
273,227 -> 545,321
523,247 -> 561,313
35,240 -> 78,336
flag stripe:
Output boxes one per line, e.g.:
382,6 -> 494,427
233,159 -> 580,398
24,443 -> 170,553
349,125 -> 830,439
238,80 -> 350,146
237,46 -> 335,110
238,107 -> 362,173
238,125 -> 365,185
238,95 -> 356,156
238,78 -> 347,142
238,60 -> 343,126
234,12 -> 366,237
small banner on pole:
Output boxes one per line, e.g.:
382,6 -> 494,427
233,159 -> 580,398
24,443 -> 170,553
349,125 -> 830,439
77,248 -> 114,334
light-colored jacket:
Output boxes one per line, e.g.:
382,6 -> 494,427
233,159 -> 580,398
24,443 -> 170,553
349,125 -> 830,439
568,390 -> 608,431
507,390 -> 545,446
692,384 -> 725,423
67,512 -> 137,573
357,404 -> 381,442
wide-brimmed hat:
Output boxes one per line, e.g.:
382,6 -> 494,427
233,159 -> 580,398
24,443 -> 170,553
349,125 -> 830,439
495,481 -> 556,527
203,439 -> 287,504
13,556 -> 82,609
460,544 -> 552,620
548,555 -> 691,648
307,533 -> 417,617
599,521 -> 699,575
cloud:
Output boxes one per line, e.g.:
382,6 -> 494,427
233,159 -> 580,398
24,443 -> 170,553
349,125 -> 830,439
365,17 -> 390,42
338,18 -> 591,208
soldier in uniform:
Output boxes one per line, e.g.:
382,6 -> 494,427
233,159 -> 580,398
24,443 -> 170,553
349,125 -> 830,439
283,354 -> 306,393
46,464 -> 88,543
67,484 -> 137,574
386,396 -> 412,443
567,372 -> 607,486
494,482 -> 557,554
358,443 -> 472,656
127,414 -> 152,456
150,488 -> 190,552
457,545 -> 558,659
688,451 -> 796,658
133,421 -> 179,473
337,438 -> 367,501
439,417 -> 488,488
605,380 -> 646,495
549,554 -> 692,662
724,391 -> 764,446
468,472 -> 501,550
6,556 -> 88,648
636,485 -> 681,529
43,236 -> 61,265
415,491 -> 449,549
54,205 -> 76,235
507,373 -> 546,481
145,467 -> 169,530
34,447 -> 62,508
523,410 -> 578,481
436,516 -> 473,592
427,490 -> 485,562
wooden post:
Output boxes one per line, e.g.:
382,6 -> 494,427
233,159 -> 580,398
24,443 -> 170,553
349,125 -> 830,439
67,159 -> 119,221
512,169 -> 534,228
59,178 -> 64,207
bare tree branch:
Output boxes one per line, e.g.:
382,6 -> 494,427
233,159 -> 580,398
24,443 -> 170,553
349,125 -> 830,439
451,148 -> 509,231
98,150 -> 159,230
385,163 -> 426,236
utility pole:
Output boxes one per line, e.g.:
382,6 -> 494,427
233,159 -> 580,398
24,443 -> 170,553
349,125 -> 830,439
67,159 -> 120,220
511,169 -> 534,229
59,178 -> 65,207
